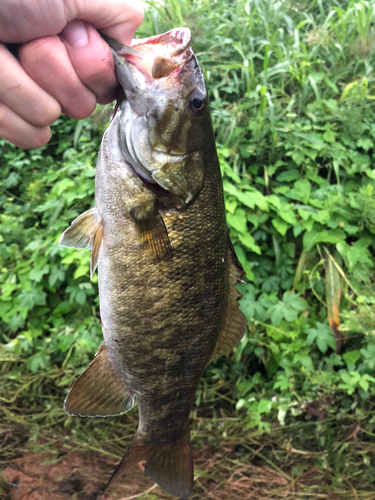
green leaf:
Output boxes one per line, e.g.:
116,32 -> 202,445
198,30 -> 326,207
278,205 -> 297,225
269,303 -> 284,326
49,267 -> 66,287
29,354 -> 50,373
282,292 -> 307,312
18,288 -> 47,311
342,350 -> 361,366
305,322 -> 336,354
29,265 -> 50,282
239,233 -> 261,254
276,169 -> 299,182
223,182 -> 269,211
303,230 -> 343,251
357,138 -> 373,152
272,218 -> 288,236
227,208 -> 247,233
75,290 -> 86,305
346,239 -> 373,270
234,245 -> 254,281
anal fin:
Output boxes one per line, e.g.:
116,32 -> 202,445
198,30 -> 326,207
210,237 -> 247,361
59,208 -> 103,278
64,343 -> 134,417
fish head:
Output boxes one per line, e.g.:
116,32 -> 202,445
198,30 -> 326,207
111,28 -> 211,208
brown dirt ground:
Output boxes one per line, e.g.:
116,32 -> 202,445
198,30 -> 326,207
0,405 -> 373,500
1,443 -> 369,500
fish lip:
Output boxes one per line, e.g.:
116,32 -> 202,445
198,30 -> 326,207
131,28 -> 191,57
102,35 -> 143,57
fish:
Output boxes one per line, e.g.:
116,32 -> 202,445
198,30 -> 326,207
59,27 -> 247,499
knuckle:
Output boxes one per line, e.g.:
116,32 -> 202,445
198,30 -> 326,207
0,101 -> 51,149
119,0 -> 144,28
81,57 -> 113,83
0,103 -> 11,129
18,36 -> 59,64
33,101 -> 61,127
17,38 -> 62,126
131,2 -> 145,25
30,127 -> 51,149
64,97 -> 96,120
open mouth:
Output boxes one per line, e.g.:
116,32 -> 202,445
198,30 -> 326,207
105,28 -> 193,83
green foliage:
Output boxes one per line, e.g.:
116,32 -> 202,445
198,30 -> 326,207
0,117 -> 104,383
1,0 -> 375,455
141,0 -> 375,433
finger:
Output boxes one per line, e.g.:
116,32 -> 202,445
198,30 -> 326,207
1,0 -> 144,44
0,101 -> 51,149
67,0 -> 145,45
0,0 -> 67,42
18,35 -> 97,120
0,43 -> 61,127
61,21 -> 117,105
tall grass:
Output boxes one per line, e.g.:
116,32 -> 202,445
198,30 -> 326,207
1,0 -> 375,496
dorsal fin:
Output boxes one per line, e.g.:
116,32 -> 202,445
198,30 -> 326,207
210,237 -> 247,361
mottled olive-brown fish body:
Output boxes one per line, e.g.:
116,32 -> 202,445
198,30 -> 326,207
59,28 -> 246,499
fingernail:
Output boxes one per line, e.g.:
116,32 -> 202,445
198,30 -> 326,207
63,20 -> 89,48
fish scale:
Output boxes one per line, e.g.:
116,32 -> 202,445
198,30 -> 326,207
59,27 -> 246,499
97,130 -> 227,442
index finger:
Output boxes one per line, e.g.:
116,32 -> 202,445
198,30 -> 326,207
0,0 -> 144,44
72,0 -> 144,45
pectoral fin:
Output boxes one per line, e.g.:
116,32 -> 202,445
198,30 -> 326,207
210,237 -> 247,361
59,208 -> 103,278
64,343 -> 134,417
131,208 -> 172,262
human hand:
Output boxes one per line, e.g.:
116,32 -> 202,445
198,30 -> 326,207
0,0 -> 144,148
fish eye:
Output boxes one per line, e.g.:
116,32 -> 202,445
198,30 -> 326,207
189,93 -> 207,116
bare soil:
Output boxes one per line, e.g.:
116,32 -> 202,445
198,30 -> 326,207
1,442 -> 370,500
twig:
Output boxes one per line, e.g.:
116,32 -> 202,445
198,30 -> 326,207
343,477 -> 359,500
338,423 -> 362,444
289,447 -> 324,456
242,444 -> 292,482
119,483 -> 158,499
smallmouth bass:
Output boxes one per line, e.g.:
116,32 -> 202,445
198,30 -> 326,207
60,28 -> 246,499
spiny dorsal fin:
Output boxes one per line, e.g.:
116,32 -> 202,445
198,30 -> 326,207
64,343 -> 134,417
59,208 -> 103,278
210,237 -> 247,361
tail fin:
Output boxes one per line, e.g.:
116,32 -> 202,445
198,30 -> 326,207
144,438 -> 193,499
103,435 -> 193,499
